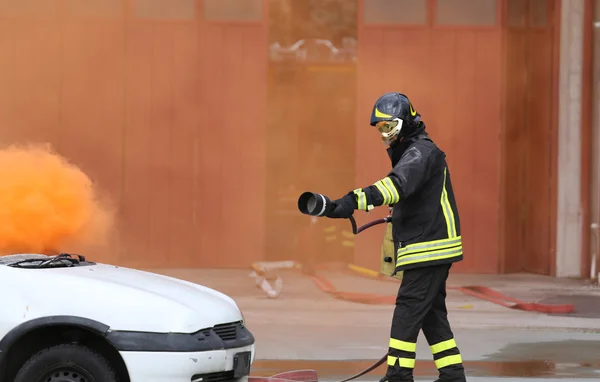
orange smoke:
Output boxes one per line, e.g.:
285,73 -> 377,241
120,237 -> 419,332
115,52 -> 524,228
0,144 -> 114,256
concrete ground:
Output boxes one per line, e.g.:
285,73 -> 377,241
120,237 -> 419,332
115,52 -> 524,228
147,267 -> 600,381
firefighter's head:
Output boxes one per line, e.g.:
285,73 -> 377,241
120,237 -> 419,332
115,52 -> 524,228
369,92 -> 422,146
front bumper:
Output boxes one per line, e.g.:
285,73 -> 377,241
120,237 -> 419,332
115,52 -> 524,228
107,321 -> 254,352
106,321 -> 256,382
120,344 -> 255,382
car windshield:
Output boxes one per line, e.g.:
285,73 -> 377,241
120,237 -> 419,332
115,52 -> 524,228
2,253 -> 87,268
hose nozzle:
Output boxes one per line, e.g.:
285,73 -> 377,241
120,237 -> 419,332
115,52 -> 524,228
297,192 -> 333,217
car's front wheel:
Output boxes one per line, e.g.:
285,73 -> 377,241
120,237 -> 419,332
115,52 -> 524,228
14,343 -> 118,382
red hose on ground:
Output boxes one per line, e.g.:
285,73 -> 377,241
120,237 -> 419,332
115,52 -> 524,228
251,261 -> 575,313
305,264 -> 575,314
455,285 -> 575,314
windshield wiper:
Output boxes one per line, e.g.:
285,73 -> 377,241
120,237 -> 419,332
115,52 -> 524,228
8,253 -> 85,268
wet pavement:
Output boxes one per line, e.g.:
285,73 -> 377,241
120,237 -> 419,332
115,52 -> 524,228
247,331 -> 600,380
250,358 -> 600,379
484,339 -> 600,363
538,294 -> 600,318
148,268 -> 600,380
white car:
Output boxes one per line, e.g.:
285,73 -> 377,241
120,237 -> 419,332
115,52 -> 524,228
0,253 -> 255,382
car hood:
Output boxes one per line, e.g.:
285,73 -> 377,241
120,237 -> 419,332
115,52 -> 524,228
0,262 -> 243,333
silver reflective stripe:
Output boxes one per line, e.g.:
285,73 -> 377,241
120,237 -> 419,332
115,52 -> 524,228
317,194 -> 328,216
398,236 -> 462,255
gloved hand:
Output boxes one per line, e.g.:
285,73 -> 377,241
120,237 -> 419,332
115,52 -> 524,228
325,193 -> 357,219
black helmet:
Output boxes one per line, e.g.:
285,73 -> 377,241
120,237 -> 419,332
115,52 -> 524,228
369,92 -> 421,145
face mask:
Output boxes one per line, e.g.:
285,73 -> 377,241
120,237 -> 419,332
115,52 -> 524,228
375,118 -> 403,146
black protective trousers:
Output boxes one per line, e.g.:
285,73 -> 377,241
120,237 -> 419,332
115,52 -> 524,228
383,263 -> 466,382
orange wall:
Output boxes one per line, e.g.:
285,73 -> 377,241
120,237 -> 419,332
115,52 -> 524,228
0,0 -> 268,268
500,0 -> 558,275
0,0 -> 561,273
196,19 -> 268,269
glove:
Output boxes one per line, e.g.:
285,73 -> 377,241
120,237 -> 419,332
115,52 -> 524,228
325,193 -> 357,219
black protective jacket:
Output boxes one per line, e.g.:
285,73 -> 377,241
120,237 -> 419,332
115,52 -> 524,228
354,126 -> 463,272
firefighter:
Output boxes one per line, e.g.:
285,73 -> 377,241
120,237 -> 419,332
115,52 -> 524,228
322,92 -> 467,382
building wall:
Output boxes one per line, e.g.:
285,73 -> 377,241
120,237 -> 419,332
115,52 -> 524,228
556,0 -> 586,277
0,0 -> 592,275
0,0 -> 268,268
500,0 -> 559,275
580,0 -> 597,279
590,0 -> 600,281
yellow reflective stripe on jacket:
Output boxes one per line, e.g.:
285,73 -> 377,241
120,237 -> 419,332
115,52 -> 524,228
383,177 -> 400,203
430,338 -> 457,354
397,236 -> 462,257
397,245 -> 462,267
434,354 -> 463,369
374,182 -> 392,204
353,188 -> 373,211
373,177 -> 400,204
387,356 -> 416,368
389,338 -> 417,352
440,167 -> 457,238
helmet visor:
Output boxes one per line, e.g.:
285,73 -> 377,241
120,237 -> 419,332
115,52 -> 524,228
375,119 -> 400,134
375,118 -> 403,145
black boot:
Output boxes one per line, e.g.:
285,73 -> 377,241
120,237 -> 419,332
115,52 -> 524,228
379,376 -> 413,382
432,376 -> 467,382
379,365 -> 415,382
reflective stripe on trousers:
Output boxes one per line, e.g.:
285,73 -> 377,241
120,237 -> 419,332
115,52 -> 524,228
387,338 -> 416,369
430,338 -> 463,370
